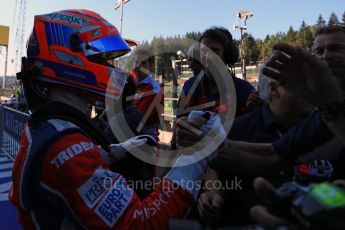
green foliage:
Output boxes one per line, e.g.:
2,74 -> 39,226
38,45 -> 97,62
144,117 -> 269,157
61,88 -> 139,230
328,12 -> 340,26
185,31 -> 202,41
126,12 -> 344,74
257,12 -> 343,62
286,26 -> 297,44
242,34 -> 259,64
126,33 -> 199,80
297,21 -> 313,51
316,14 -> 326,28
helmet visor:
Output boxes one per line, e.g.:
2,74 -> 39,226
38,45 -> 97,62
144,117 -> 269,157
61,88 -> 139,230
83,35 -> 130,59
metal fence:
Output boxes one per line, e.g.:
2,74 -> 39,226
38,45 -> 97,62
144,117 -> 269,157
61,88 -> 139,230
0,106 -> 29,160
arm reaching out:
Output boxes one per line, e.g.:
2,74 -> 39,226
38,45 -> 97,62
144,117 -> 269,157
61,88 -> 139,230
262,44 -> 342,107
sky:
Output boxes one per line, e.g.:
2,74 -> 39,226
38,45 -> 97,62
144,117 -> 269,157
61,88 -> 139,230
0,0 -> 344,75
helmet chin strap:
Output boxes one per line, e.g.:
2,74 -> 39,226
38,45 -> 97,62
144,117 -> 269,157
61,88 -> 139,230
48,88 -> 95,116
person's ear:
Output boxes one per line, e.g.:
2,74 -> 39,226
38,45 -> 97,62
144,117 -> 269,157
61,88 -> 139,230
268,81 -> 280,98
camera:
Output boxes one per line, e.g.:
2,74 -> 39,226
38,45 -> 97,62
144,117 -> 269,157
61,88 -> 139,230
273,182 -> 345,229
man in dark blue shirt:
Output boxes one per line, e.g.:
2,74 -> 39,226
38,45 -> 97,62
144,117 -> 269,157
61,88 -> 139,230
218,26 -> 345,175
176,27 -> 254,224
204,76 -> 312,225
229,104 -> 287,141
177,27 -> 254,118
177,25 -> 345,228
180,75 -> 254,116
249,26 -> 345,229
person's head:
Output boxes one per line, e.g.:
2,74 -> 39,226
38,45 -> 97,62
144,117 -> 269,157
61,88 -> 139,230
187,43 -> 203,76
314,26 -> 345,91
22,9 -> 130,113
133,48 -> 155,80
121,75 -> 137,108
199,27 -> 239,72
95,101 -> 105,115
260,75 -> 312,127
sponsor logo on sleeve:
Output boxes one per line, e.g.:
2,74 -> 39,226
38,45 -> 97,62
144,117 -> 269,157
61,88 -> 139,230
95,177 -> 133,227
78,167 -> 118,209
133,186 -> 173,220
50,141 -> 96,168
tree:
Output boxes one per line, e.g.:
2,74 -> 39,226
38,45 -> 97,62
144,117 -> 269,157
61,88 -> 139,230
185,31 -> 202,41
242,34 -> 259,64
316,14 -> 326,28
342,11 -> 345,25
297,21 -> 307,47
286,26 -> 297,45
304,26 -> 314,51
297,21 -> 313,50
328,12 -> 340,26
140,40 -> 150,48
255,38 -> 266,63
260,35 -> 271,62
151,36 -> 167,77
122,40 -> 150,70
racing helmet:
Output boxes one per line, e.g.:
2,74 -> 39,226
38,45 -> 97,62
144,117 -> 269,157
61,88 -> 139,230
26,9 -> 130,101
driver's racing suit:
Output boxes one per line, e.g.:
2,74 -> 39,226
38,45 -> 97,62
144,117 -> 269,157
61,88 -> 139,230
9,116 -> 195,230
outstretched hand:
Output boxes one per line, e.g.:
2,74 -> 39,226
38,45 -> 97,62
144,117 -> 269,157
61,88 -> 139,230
262,44 -> 342,107
198,191 -> 224,225
246,90 -> 264,111
250,177 -> 292,227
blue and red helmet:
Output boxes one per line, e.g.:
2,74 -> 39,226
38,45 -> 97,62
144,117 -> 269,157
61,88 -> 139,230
27,9 -> 130,100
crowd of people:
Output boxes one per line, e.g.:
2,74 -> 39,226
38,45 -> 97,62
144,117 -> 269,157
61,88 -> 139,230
7,8 -> 345,229
1,86 -> 26,112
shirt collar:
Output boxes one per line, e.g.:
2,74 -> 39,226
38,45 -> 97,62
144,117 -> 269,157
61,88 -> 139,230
261,104 -> 286,132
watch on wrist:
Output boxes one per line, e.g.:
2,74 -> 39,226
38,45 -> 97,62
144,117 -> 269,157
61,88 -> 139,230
318,94 -> 345,122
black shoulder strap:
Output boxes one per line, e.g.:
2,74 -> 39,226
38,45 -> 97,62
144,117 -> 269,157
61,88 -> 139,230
30,101 -> 111,152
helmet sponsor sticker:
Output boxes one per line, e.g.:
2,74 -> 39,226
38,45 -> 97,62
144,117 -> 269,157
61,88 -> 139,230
52,13 -> 91,26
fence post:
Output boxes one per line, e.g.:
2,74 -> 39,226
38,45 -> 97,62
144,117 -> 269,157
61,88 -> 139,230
0,106 -> 29,160
0,106 -> 3,150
